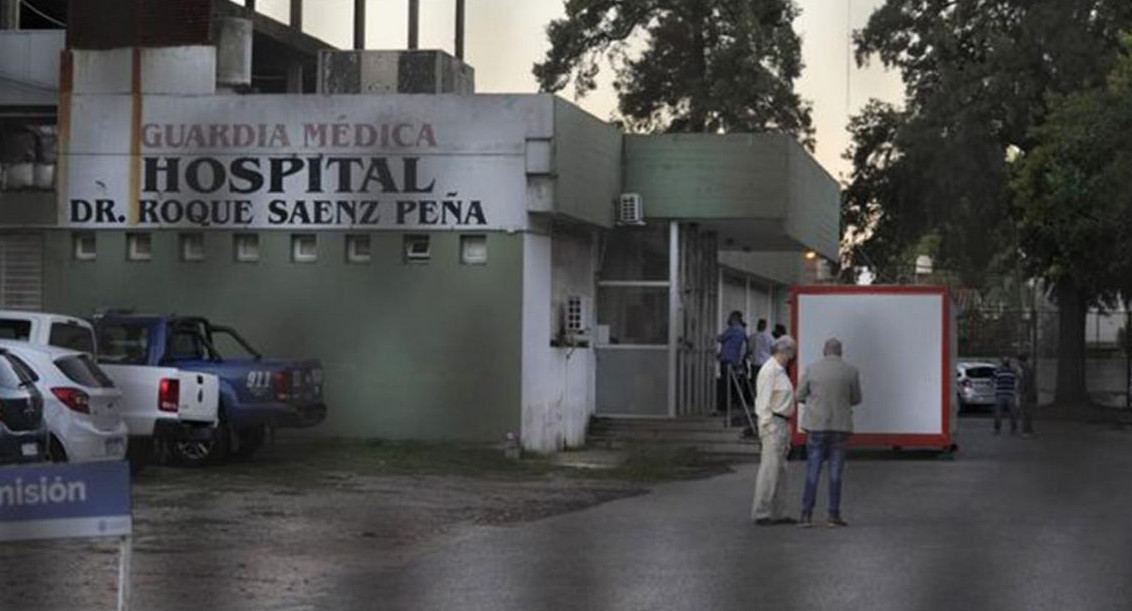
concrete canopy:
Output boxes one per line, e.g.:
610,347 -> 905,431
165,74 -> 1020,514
622,132 -> 840,259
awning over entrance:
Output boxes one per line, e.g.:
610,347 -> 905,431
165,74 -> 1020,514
622,132 -> 840,259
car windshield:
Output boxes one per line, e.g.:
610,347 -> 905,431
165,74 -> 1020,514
50,322 -> 96,354
0,319 -> 31,341
0,354 -> 28,389
965,367 -> 995,379
167,324 -> 218,361
208,327 -> 260,360
97,324 -> 151,365
55,354 -> 116,389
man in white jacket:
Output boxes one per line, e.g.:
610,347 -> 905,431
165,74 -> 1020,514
751,335 -> 798,526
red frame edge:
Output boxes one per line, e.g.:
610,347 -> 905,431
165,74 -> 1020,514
788,285 -> 953,450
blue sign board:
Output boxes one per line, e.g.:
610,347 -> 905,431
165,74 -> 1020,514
0,461 -> 131,542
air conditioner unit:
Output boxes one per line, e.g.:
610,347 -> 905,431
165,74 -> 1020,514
564,295 -> 592,339
617,193 -> 644,226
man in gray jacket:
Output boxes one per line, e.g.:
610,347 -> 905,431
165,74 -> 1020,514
796,338 -> 862,527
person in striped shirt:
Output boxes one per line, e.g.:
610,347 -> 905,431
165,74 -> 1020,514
993,358 -> 1020,435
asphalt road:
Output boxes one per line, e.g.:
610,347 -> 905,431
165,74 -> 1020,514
325,417 -> 1132,611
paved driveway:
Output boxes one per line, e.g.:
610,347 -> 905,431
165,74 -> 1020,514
325,417 -> 1132,611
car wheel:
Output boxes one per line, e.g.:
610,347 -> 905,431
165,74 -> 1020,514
172,421 -> 231,467
231,426 -> 266,461
47,436 -> 68,463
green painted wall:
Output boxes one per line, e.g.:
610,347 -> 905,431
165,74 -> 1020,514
785,142 -> 841,260
623,133 -> 791,219
718,251 -> 804,286
0,192 -> 55,225
42,229 -> 524,442
552,98 -> 621,227
623,133 -> 840,257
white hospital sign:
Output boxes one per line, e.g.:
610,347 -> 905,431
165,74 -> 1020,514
60,96 -> 530,230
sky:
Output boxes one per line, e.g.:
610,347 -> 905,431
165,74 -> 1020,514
248,0 -> 905,181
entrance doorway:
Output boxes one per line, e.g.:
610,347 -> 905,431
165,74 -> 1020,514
595,222 -> 718,417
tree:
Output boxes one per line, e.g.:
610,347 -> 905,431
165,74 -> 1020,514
533,0 -> 813,144
846,0 -> 1132,401
1012,35 -> 1132,403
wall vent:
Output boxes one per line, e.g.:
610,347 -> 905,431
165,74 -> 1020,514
616,193 -> 644,226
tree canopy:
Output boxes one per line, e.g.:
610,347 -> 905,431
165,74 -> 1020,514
1011,35 -> 1132,400
844,0 -> 1132,285
533,0 -> 813,144
846,0 -> 1132,402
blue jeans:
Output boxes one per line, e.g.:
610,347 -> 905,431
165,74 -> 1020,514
801,431 -> 851,520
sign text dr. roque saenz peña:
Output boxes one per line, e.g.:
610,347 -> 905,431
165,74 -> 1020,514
69,121 -> 490,229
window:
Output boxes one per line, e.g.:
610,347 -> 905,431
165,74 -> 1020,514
0,354 -> 39,431
54,354 -> 116,389
167,327 -> 211,361
126,233 -> 152,261
403,235 -> 430,263
180,232 -> 205,262
0,319 -> 32,341
49,322 -> 96,354
0,356 -> 25,389
346,234 -> 371,263
95,324 -> 150,365
596,286 -> 669,345
460,234 -> 488,265
73,233 -> 96,261
292,234 -> 317,263
599,226 -> 669,281
234,233 -> 259,263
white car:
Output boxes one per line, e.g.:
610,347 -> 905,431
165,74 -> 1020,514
0,311 -> 219,462
957,361 -> 998,411
0,340 -> 128,463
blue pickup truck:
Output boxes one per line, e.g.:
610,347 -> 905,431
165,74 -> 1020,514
92,315 -> 326,464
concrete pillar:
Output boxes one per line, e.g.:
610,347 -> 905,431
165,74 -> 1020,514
353,0 -> 365,50
246,0 -> 256,12
286,62 -> 304,93
0,0 -> 19,30
455,0 -> 465,59
407,0 -> 419,49
290,0 -> 302,30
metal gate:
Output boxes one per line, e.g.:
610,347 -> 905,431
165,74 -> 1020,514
675,224 -> 718,416
0,233 -> 44,311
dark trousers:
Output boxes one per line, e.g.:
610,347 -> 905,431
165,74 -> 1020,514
994,395 -> 1019,433
801,431 -> 851,520
717,362 -> 749,411
1020,399 -> 1035,434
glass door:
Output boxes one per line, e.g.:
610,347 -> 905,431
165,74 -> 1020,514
595,224 -> 673,416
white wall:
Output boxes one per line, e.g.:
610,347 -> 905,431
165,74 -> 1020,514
0,31 -> 64,90
797,293 -> 945,436
520,229 -> 597,453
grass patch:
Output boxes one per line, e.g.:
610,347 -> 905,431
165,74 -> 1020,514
573,446 -> 732,482
138,440 -> 732,491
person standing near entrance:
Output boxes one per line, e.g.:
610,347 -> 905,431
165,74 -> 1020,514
1017,353 -> 1037,438
752,336 -> 798,526
772,324 -> 787,340
716,311 -> 749,414
749,319 -> 774,373
993,357 -> 1020,435
796,338 -> 862,528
